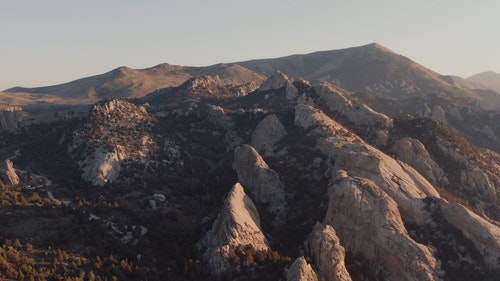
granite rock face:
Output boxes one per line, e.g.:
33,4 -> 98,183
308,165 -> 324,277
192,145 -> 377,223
233,144 -> 286,213
200,183 -> 269,276
392,138 -> 446,185
0,105 -> 23,132
286,257 -> 318,281
0,160 -> 20,186
325,173 -> 441,281
251,114 -> 287,157
308,223 -> 352,281
259,71 -> 299,100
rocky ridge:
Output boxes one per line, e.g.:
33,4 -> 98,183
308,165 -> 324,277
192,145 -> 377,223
233,144 -> 286,213
69,99 -> 156,186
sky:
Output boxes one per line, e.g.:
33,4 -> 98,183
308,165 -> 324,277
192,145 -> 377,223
1,0 -> 500,90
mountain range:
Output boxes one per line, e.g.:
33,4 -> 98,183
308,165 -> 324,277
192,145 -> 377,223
0,43 -> 498,280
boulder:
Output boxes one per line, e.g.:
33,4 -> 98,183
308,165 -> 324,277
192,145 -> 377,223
286,257 -> 318,281
251,114 -> 287,157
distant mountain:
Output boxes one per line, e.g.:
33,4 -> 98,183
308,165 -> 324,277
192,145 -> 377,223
238,43 -> 477,99
467,71 -> 500,93
3,63 -> 265,105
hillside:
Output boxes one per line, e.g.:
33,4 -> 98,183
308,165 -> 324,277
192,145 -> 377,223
467,71 -> 500,93
3,63 -> 265,104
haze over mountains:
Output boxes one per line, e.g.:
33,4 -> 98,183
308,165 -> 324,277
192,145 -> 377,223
0,43 -> 499,280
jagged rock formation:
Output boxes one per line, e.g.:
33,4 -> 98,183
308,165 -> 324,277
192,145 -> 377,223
259,71 -> 299,100
308,223 -> 351,281
325,172 -> 441,281
70,99 -> 156,186
294,102 -> 440,224
286,257 -> 318,281
200,183 -> 269,276
251,114 -> 287,157
392,138 -> 446,185
439,201 -> 500,268
0,105 -> 23,131
0,160 -> 20,185
233,144 -> 286,213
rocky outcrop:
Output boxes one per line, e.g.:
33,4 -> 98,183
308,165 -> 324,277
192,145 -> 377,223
313,81 -> 393,130
439,201 -> 500,268
233,144 -> 286,213
436,135 -> 499,200
308,223 -> 351,281
286,257 -> 318,281
313,81 -> 392,145
200,183 -> 269,276
423,104 -> 447,124
70,99 -> 156,186
295,102 -> 440,224
259,71 -> 299,100
0,160 -> 20,185
251,114 -> 287,157
325,172 -> 441,281
392,138 -> 446,185
0,105 -> 23,131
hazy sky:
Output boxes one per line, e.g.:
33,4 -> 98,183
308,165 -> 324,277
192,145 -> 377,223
1,0 -> 500,90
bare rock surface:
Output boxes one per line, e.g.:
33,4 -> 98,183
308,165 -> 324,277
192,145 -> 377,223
251,114 -> 287,157
308,223 -> 352,281
295,102 -> 440,223
0,159 -> 20,185
259,71 -> 298,100
439,200 -> 500,268
325,173 -> 441,281
392,138 -> 446,185
286,257 -> 318,281
233,144 -> 286,212
0,105 -> 23,132
201,183 -> 269,276
70,99 -> 156,186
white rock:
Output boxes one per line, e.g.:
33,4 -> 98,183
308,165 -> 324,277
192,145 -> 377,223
392,138 -> 445,185
233,144 -> 286,213
286,257 -> 318,281
201,183 -> 270,275
308,223 -> 352,281
325,175 -> 441,281
251,114 -> 287,157
0,159 -> 20,185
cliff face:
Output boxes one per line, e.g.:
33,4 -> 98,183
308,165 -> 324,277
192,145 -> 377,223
251,114 -> 287,157
200,183 -> 269,276
286,257 -> 318,281
308,223 -> 352,281
325,173 -> 441,281
0,160 -> 20,186
233,144 -> 286,213
0,105 -> 23,131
